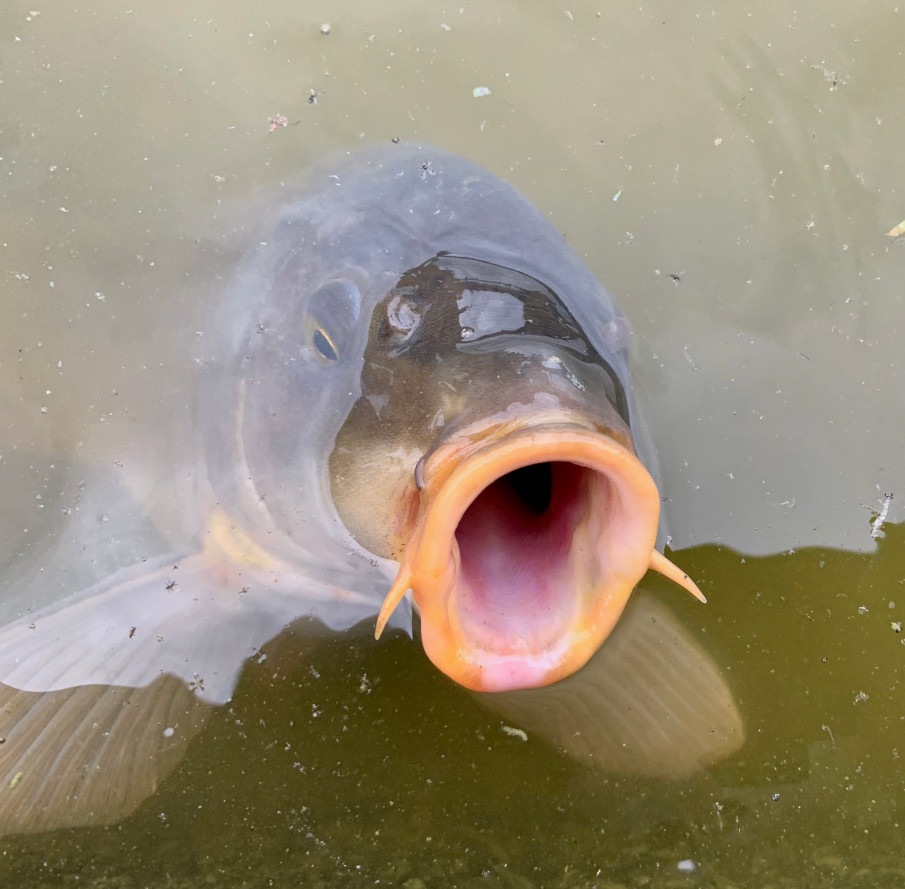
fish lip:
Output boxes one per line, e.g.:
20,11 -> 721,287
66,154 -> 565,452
380,418 -> 664,692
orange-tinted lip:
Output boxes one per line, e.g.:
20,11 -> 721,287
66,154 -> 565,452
375,420 -> 704,692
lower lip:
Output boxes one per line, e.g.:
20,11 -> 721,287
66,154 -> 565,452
467,656 -> 557,693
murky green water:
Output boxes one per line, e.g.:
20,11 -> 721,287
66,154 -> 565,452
3,0 -> 905,885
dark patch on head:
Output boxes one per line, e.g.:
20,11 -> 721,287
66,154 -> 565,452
368,254 -> 628,423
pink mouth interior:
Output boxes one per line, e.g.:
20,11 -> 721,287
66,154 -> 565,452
454,462 -> 605,651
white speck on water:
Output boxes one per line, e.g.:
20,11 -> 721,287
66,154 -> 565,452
163,727 -> 175,738
320,23 -> 331,34
612,189 -> 622,201
854,690 -> 869,704
871,492 -> 892,539
472,86 -> 491,97
858,605 -> 869,615
501,725 -> 528,741
683,346 -> 701,372
677,859 -> 696,873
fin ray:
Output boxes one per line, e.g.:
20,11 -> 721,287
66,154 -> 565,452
0,677 -> 210,835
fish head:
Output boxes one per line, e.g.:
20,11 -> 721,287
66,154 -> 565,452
200,145 -> 702,690
330,253 -> 696,692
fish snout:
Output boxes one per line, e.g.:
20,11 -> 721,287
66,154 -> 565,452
374,420 -> 704,692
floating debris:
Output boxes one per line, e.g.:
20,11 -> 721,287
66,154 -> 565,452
268,114 -> 289,132
472,86 -> 491,98
871,492 -> 893,539
501,725 -> 528,741
320,23 -> 331,35
683,345 -> 701,373
887,219 -> 905,238
677,859 -> 696,873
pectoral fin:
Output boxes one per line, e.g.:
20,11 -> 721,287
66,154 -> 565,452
0,544 -> 383,705
0,676 -> 210,835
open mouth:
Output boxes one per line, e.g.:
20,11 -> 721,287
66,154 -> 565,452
454,461 -> 604,653
375,423 -> 704,692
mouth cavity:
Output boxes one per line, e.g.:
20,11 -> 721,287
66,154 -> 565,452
374,425 -> 704,692
454,461 -> 594,653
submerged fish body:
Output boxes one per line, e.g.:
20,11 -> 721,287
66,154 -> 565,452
0,145 -> 742,833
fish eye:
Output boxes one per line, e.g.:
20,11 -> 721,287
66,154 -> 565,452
303,278 -> 361,365
312,327 -> 339,362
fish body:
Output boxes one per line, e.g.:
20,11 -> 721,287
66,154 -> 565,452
0,144 -> 739,834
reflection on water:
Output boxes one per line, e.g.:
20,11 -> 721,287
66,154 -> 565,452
3,0 -> 905,884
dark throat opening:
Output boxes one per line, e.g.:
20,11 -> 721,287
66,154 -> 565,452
506,462 -> 553,514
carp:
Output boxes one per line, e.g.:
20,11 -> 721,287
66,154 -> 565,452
0,145 -> 741,833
